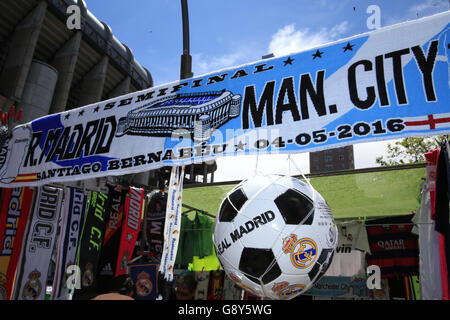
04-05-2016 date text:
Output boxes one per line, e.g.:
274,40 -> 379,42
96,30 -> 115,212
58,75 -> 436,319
248,118 -> 405,150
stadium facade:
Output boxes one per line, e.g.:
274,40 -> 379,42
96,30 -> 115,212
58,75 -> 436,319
0,0 -> 216,187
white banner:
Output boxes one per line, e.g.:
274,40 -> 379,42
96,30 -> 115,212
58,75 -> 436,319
15,185 -> 63,300
0,12 -> 448,187
159,166 -> 184,282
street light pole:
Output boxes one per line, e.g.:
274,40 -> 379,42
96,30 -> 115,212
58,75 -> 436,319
180,0 -> 193,80
180,0 -> 195,182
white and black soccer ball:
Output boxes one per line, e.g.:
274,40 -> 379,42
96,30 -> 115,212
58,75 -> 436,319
213,174 -> 338,300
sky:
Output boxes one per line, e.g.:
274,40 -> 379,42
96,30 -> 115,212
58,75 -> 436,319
84,0 -> 449,182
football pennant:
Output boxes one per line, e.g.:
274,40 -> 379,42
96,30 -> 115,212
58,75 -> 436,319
0,12 -> 448,188
15,185 -> 63,300
129,263 -> 158,300
51,187 -> 87,300
0,187 -> 34,300
115,186 -> 144,276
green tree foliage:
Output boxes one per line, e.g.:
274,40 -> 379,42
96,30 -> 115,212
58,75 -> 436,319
375,137 -> 439,167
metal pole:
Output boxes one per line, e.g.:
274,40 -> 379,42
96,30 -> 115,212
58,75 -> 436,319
180,0 -> 194,183
180,0 -> 193,80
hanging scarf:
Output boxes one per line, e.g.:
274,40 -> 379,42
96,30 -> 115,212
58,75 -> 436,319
115,186 -> 144,276
0,187 -> 34,300
15,186 -> 63,300
159,166 -> 184,282
51,187 -> 87,300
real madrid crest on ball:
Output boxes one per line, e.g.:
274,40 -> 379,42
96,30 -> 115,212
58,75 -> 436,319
213,174 -> 338,300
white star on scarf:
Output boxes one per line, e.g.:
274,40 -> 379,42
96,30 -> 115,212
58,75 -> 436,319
126,232 -> 133,242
